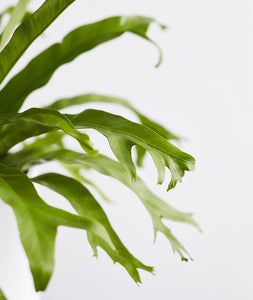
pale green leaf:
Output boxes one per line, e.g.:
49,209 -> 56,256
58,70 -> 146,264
57,152 -> 200,260
22,131 -> 64,151
68,109 -> 195,189
62,164 -> 110,203
0,0 -> 31,51
1,149 -> 199,260
0,163 -> 98,291
0,16 -> 163,113
32,173 -> 153,283
0,6 -> 15,31
0,0 -> 76,85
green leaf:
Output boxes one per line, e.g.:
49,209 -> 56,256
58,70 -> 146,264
68,109 -> 195,189
0,108 -> 96,156
22,131 -> 64,151
43,93 -> 180,141
32,173 -> 153,283
136,145 -> 147,166
0,122 -> 53,157
43,93 -> 180,166
0,0 -> 31,51
0,6 -> 15,30
58,152 -> 200,260
1,149 -> 199,260
0,16 -> 163,113
0,289 -> 7,300
0,163 -> 98,291
61,152 -> 200,260
0,0 -> 76,85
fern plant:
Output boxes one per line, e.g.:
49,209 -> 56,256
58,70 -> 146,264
0,0 -> 199,297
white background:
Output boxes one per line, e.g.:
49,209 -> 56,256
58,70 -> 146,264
0,0 -> 253,299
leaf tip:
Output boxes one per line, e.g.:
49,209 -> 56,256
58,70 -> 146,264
167,180 -> 177,191
181,257 -> 188,262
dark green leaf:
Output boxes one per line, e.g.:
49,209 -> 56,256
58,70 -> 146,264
33,173 -> 153,283
0,0 -> 76,85
68,109 -> 194,189
0,16 -> 163,113
0,163 -> 98,291
0,122 -> 53,157
0,108 -> 96,156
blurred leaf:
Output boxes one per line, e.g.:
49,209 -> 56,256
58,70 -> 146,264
33,173 -> 153,283
0,0 -> 76,85
0,6 -> 14,30
0,16 -> 163,113
22,131 -> 64,150
0,163 -> 97,291
63,164 -> 111,203
0,0 -> 31,51
0,108 -> 96,156
68,109 -> 194,189
0,289 -> 7,300
1,148 -> 199,260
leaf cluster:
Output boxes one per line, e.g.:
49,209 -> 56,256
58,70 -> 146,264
0,0 -> 198,294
